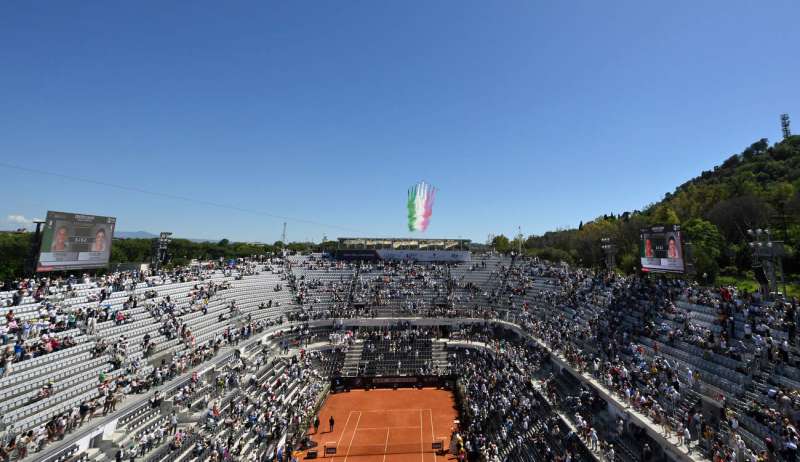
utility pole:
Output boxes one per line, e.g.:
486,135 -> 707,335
26,220 -> 46,276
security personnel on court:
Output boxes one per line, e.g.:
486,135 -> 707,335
329,415 -> 335,432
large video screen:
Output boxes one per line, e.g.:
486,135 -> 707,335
640,224 -> 684,273
37,211 -> 116,272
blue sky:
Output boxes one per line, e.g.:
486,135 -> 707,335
1,1 -> 798,243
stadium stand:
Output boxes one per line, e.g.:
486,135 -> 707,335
0,252 -> 797,461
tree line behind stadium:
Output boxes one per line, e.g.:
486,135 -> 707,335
2,135 -> 800,289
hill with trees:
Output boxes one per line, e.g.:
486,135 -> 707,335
497,134 -> 800,286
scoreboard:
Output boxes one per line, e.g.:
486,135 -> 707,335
640,224 -> 684,273
37,211 -> 116,272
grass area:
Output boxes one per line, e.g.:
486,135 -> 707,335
717,274 -> 800,298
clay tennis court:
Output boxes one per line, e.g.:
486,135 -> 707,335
301,388 -> 460,462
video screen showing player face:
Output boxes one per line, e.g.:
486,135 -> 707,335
51,226 -> 69,252
92,227 -> 109,252
667,235 -> 680,259
37,211 -> 116,272
640,225 -> 684,273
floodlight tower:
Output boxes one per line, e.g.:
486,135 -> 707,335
601,237 -> 617,272
154,232 -> 172,271
781,114 -> 791,140
748,228 -> 786,298
280,222 -> 287,256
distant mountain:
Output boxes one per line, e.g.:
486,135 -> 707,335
115,230 -> 158,239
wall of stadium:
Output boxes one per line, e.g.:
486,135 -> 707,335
333,249 -> 471,262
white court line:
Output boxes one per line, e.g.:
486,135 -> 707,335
358,426 -> 421,430
382,427 -> 390,462
428,409 -> 436,462
330,411 -> 354,462
358,408 -> 430,412
343,411 -> 362,462
419,410 -> 424,462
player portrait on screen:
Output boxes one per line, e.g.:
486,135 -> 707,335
51,226 -> 69,252
92,228 -> 108,252
37,211 -> 116,272
667,235 -> 680,259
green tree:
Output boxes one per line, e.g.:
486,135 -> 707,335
618,247 -> 639,274
287,242 -> 311,252
651,205 -> 680,225
492,235 -> 511,253
520,135 -> 800,278
0,233 -> 32,282
683,218 -> 724,283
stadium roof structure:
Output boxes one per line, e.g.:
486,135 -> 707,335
337,237 -> 470,250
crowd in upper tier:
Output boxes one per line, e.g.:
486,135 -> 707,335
494,257 -> 799,461
289,253 -> 799,461
449,323 -> 595,462
1,251 -> 799,462
0,257 -> 290,462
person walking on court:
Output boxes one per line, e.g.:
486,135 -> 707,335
329,415 -> 335,433
313,416 -> 320,434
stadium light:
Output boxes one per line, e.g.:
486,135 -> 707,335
748,226 -> 786,298
600,237 -> 616,271
154,232 -> 172,271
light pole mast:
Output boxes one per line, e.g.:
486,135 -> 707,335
748,228 -> 786,298
155,232 -> 172,271
601,237 -> 616,272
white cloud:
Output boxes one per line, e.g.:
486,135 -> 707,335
6,214 -> 37,225
7,215 -> 33,225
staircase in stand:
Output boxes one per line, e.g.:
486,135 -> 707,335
431,341 -> 449,373
342,340 -> 364,376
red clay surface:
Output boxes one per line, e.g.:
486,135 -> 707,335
301,388 -> 460,462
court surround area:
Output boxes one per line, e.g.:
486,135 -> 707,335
302,388 -> 459,462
